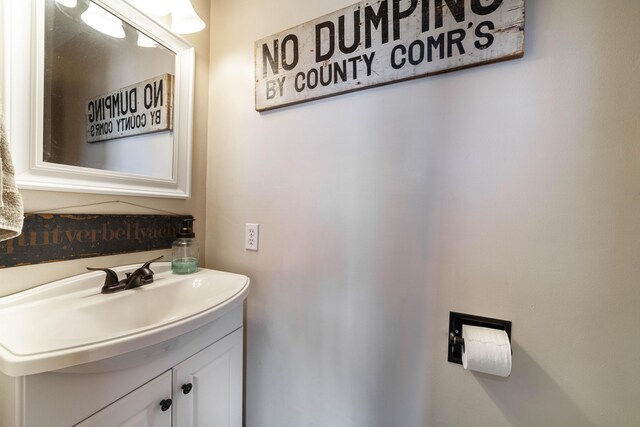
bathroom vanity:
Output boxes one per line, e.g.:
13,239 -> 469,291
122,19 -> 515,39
0,263 -> 249,426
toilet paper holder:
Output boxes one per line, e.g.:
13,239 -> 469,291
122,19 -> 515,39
448,311 -> 512,365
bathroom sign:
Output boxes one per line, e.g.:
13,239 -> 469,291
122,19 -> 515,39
255,0 -> 525,111
86,74 -> 174,142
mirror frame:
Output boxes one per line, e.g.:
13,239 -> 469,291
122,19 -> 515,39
2,0 -> 194,198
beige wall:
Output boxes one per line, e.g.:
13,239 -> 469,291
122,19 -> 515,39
0,0 -> 210,296
207,0 -> 640,425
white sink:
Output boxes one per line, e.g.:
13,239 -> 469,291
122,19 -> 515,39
0,263 -> 249,376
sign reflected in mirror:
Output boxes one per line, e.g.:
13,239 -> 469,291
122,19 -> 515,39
3,0 -> 195,198
86,74 -> 174,143
44,0 -> 175,179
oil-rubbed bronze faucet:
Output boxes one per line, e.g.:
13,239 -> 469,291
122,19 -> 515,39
87,256 -> 163,294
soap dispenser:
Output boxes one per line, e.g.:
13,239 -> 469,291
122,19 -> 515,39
171,218 -> 199,274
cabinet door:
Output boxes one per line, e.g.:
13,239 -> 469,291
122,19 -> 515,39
173,328 -> 243,427
74,371 -> 172,427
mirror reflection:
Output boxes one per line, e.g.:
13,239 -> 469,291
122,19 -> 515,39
43,0 -> 176,179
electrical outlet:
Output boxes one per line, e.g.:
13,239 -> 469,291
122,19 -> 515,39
245,223 -> 259,251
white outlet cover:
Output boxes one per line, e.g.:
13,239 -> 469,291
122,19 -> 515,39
245,223 -> 259,251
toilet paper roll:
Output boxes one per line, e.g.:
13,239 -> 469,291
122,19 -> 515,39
461,325 -> 512,377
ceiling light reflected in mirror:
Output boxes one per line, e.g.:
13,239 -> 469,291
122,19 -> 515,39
81,2 -> 125,38
137,31 -> 158,47
58,0 -> 206,36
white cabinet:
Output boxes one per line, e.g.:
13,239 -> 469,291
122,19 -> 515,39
0,305 -> 245,427
173,329 -> 243,426
75,329 -> 243,427
76,371 -> 172,427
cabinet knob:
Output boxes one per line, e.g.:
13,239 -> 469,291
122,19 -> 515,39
182,383 -> 193,394
160,398 -> 172,412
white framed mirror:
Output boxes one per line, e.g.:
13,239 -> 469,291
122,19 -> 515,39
2,0 -> 194,198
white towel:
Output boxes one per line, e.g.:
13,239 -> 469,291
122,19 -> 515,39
0,119 -> 24,242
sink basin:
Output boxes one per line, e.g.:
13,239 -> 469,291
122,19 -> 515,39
0,263 -> 249,376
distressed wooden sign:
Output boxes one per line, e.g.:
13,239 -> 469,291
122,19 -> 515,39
86,74 -> 174,142
0,214 -> 190,268
255,0 -> 525,111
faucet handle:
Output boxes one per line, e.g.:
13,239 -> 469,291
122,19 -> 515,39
141,255 -> 164,270
132,256 -> 164,287
86,267 -> 121,293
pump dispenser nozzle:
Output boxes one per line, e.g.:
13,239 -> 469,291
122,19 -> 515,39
177,218 -> 196,238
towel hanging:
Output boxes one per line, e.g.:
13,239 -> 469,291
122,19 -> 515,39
0,119 -> 24,242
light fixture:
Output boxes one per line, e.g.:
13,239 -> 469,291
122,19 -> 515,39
171,0 -> 206,34
55,0 -> 78,8
81,2 -> 125,38
137,31 -> 158,48
127,0 -> 172,17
